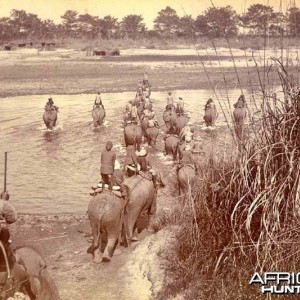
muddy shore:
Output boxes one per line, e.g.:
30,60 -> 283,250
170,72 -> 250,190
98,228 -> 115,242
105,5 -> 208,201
0,49 -> 286,98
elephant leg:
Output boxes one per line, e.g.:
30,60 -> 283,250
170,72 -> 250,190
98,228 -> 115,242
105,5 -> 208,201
131,226 -> 139,242
87,220 -> 100,258
102,233 -> 118,262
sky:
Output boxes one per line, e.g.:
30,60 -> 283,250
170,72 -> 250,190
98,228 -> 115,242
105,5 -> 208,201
0,0 -> 297,28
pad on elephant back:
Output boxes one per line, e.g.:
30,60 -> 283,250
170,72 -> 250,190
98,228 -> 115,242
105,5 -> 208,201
91,183 -> 120,190
96,183 -> 121,191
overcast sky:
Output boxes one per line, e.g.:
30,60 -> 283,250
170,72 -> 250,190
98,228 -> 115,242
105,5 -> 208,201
0,0 -> 295,28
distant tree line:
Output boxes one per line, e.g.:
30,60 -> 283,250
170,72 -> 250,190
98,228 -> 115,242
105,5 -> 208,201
0,5 -> 300,41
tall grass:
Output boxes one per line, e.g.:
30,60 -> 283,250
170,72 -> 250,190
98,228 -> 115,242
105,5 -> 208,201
159,59 -> 300,299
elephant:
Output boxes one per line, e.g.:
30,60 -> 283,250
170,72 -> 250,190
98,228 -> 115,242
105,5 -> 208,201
1,245 -> 60,300
87,192 -> 127,263
164,135 -> 179,160
121,174 -> 164,243
124,123 -> 143,151
174,115 -> 188,135
163,109 -> 173,133
141,116 -> 150,138
14,246 -> 60,300
203,107 -> 217,127
92,106 -> 105,127
177,165 -> 196,196
137,104 -> 144,120
233,107 -> 247,140
43,108 -> 58,130
146,126 -> 159,147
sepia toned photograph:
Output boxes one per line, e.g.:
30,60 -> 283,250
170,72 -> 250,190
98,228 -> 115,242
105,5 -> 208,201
0,0 -> 300,299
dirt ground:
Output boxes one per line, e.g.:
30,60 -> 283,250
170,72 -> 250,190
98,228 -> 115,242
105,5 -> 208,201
0,47 -> 285,98
9,184 -> 178,300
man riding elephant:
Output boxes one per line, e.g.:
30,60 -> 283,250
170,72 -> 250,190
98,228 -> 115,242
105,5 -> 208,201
233,95 -> 247,140
43,98 -> 59,130
203,98 -> 217,127
233,95 -> 246,109
94,92 -> 104,109
176,97 -> 185,115
177,144 -> 198,195
100,141 -> 116,192
123,145 -> 138,177
111,160 -> 125,189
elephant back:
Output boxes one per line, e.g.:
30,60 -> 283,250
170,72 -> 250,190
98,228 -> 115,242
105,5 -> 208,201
175,116 -> 187,134
122,176 -> 155,203
170,113 -> 177,126
88,193 -> 122,219
165,135 -> 179,147
141,117 -> 149,132
204,107 -> 217,126
15,246 -> 60,299
233,107 -> 246,125
146,126 -> 159,137
163,110 -> 171,122
178,165 -> 196,188
92,107 -> 105,123
124,124 -> 142,145
43,110 -> 57,122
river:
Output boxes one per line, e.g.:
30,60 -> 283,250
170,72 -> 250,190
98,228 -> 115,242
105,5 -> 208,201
0,89 -> 264,214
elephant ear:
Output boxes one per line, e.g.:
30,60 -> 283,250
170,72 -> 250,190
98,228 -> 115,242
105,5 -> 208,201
120,184 -> 130,207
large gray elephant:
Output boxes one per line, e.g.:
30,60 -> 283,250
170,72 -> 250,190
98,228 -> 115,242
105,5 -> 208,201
233,107 -> 247,140
178,165 -> 196,196
92,106 -> 105,127
87,192 -> 126,263
146,126 -> 159,147
121,174 -> 164,243
174,115 -> 188,135
124,123 -> 143,151
164,135 -> 179,160
203,107 -> 217,127
12,246 -> 60,300
43,108 -> 58,130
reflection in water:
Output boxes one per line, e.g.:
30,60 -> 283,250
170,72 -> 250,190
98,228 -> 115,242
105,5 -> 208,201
0,89 -> 271,214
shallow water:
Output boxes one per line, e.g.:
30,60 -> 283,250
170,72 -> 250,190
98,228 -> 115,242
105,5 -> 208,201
0,88 -> 276,214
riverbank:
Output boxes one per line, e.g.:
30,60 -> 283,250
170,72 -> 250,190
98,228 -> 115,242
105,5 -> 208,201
0,47 -> 295,98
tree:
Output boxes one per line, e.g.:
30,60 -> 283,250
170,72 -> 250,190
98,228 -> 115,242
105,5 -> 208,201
0,18 -> 12,40
76,13 -> 99,38
241,4 -> 276,35
288,7 -> 300,36
154,6 -> 180,37
196,6 -> 238,38
194,15 -> 210,37
99,15 -> 119,39
120,14 -> 145,39
61,10 -> 78,37
177,15 -> 195,38
40,19 -> 57,39
10,9 -> 42,39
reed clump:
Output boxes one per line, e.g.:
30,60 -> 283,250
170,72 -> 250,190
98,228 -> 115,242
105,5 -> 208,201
166,61 -> 300,299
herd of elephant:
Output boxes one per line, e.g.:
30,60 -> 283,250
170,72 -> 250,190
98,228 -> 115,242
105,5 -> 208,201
86,86 -> 213,265
42,90 -> 248,264
24,90 -> 250,300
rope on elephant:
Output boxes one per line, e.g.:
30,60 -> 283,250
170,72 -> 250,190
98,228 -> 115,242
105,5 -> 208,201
3,277 -> 30,295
